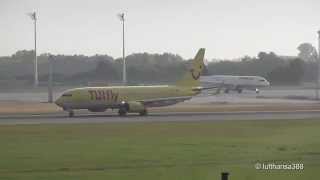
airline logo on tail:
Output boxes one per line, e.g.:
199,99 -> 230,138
176,48 -> 205,87
190,64 -> 203,80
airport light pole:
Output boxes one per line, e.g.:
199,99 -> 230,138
118,13 -> 127,85
317,30 -> 320,100
48,55 -> 53,103
27,11 -> 39,87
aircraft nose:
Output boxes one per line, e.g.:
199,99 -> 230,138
266,81 -> 270,86
55,97 -> 63,107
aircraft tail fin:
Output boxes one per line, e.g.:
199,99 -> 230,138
176,48 -> 205,87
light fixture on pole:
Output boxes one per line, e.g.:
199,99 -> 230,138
117,13 -> 126,85
27,11 -> 38,87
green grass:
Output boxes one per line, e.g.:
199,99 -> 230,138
0,119 -> 320,179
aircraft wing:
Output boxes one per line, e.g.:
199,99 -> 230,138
194,84 -> 223,95
134,85 -> 223,108
137,96 -> 193,107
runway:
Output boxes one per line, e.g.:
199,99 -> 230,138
0,85 -> 319,125
0,85 -> 317,103
0,110 -> 320,125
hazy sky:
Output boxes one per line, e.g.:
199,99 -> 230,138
0,0 -> 319,59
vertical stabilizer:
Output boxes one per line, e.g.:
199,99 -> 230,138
176,48 -> 205,87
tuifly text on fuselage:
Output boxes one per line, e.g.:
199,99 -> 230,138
88,90 -> 119,102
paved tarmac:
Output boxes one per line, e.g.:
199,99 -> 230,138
0,110 -> 319,125
0,85 -> 318,125
0,86 -> 316,103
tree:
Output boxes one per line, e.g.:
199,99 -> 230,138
297,43 -> 318,62
94,60 -> 119,81
288,58 -> 305,83
267,58 -> 304,85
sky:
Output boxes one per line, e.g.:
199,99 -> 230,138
0,0 -> 319,60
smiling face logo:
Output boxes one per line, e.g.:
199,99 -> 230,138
190,65 -> 202,80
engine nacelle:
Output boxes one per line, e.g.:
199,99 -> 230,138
122,101 -> 145,113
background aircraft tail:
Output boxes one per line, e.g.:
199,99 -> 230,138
176,48 -> 205,87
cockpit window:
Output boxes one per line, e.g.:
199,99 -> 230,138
259,79 -> 265,82
62,94 -> 72,97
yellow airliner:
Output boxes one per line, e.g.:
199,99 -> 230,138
55,48 -> 210,117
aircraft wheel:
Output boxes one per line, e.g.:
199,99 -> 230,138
237,89 -> 242,93
68,110 -> 74,117
224,89 -> 229,93
118,108 -> 127,116
139,109 -> 148,116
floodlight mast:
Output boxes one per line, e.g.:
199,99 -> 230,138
28,12 -> 38,87
317,30 -> 320,100
118,13 -> 126,85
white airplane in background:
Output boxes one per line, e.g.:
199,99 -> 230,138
200,75 -> 270,93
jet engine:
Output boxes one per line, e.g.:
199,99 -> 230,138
121,101 -> 145,113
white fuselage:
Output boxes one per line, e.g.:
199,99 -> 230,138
200,75 -> 270,93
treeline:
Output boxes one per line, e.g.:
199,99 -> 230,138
0,50 -> 187,86
208,52 -> 307,85
71,53 -> 187,84
0,49 -> 313,87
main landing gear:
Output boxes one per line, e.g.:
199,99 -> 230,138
68,110 -> 74,117
139,109 -> 148,116
117,108 -> 148,116
118,108 -> 127,116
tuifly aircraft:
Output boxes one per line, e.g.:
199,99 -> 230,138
55,48 -> 218,117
